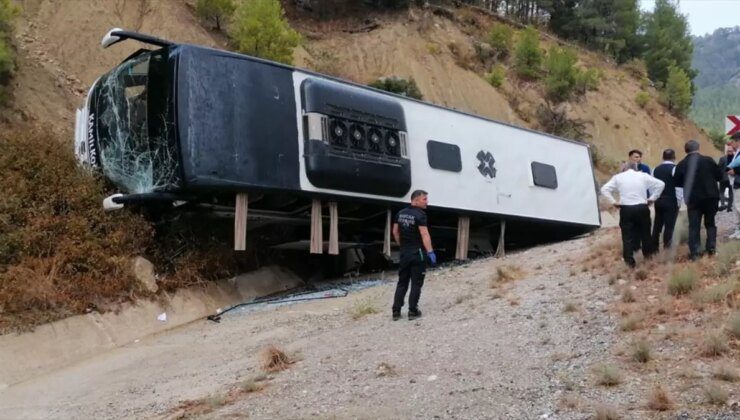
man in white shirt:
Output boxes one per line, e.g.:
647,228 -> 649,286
601,162 -> 666,267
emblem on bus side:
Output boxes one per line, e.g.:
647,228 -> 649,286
477,150 -> 496,178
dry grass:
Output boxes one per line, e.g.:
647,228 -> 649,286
712,363 -> 739,382
630,340 -> 651,363
646,384 -> 672,411
634,269 -> 648,281
703,383 -> 729,406
715,241 -> 740,276
667,267 -> 697,296
0,129 -> 155,332
558,393 -> 581,410
728,312 -> 740,339
593,364 -> 622,386
350,299 -> 378,320
563,301 -> 578,313
490,265 -> 525,287
619,314 -> 643,331
455,293 -> 474,305
259,345 -> 292,372
376,362 -> 397,377
621,289 -> 635,303
696,281 -> 736,305
237,374 -> 268,393
700,331 -> 729,357
593,404 -> 621,420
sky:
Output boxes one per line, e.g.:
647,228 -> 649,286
640,0 -> 740,37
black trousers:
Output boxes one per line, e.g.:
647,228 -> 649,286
393,248 -> 426,312
651,200 -> 678,249
719,180 -> 733,209
687,198 -> 718,257
619,204 -> 653,266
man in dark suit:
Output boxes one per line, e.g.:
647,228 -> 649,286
674,140 -> 722,260
652,149 -> 682,250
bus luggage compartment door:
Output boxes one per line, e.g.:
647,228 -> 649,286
301,78 -> 411,198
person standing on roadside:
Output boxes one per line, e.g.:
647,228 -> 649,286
629,149 -> 651,174
392,190 -> 436,321
674,140 -> 722,259
601,162 -> 665,268
718,142 -> 735,212
652,149 -> 683,250
727,133 -> 740,239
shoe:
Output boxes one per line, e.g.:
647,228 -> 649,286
408,309 -> 422,320
728,208 -> 733,213
688,254 -> 700,262
706,249 -> 716,257
718,205 -> 726,211
624,259 -> 636,268
392,311 -> 401,321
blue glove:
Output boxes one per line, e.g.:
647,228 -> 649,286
427,251 -> 437,265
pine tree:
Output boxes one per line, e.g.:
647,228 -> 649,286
195,0 -> 235,31
643,0 -> 695,86
229,0 -> 301,65
663,66 -> 692,116
514,26 -> 542,79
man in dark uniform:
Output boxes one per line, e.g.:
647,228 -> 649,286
651,149 -> 682,250
392,190 -> 436,321
674,140 -> 722,260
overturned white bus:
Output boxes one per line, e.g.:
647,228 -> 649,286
74,28 -> 600,262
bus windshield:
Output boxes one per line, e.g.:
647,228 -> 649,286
93,49 -> 180,193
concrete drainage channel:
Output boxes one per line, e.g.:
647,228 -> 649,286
0,266 -> 391,388
208,278 -> 392,322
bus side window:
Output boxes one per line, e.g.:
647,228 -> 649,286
531,162 -> 557,189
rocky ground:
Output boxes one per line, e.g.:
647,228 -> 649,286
0,211 -> 737,420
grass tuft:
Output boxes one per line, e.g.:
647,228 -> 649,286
594,404 -> 621,420
703,383 -> 728,405
630,340 -> 651,363
646,384 -> 672,411
350,299 -> 378,320
701,331 -> 729,357
593,364 -> 622,386
259,345 -> 292,372
621,289 -> 635,303
727,312 -> 740,339
619,314 -> 643,331
712,363 -> 738,382
490,265 -> 525,287
667,267 -> 697,296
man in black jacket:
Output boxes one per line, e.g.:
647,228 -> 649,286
674,140 -> 722,260
392,190 -> 437,321
652,149 -> 682,250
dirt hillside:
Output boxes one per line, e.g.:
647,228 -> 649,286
5,1 -> 712,171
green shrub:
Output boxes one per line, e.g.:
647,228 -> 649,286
487,23 -> 514,59
514,27 -> 542,80
574,68 -> 601,94
0,38 -> 12,104
368,76 -> 423,99
667,267 -> 697,296
544,47 -> 578,102
229,0 -> 300,65
635,91 -> 650,108
486,64 -> 506,88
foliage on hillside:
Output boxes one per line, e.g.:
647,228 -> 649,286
230,0 -> 301,64
0,128 -> 154,331
690,27 -> 740,134
0,128 -> 254,332
0,0 -> 20,105
692,27 -> 740,89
